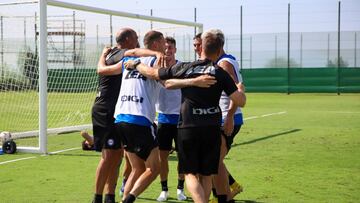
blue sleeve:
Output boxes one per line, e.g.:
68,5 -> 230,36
150,57 -> 157,67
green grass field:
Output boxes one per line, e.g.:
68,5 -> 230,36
0,93 -> 359,202
0,91 -> 95,132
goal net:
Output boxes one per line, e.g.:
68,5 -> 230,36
0,0 -> 202,153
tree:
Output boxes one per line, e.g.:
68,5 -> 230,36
265,57 -> 300,68
18,48 -> 39,90
326,57 -> 348,68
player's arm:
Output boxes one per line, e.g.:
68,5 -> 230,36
125,60 -> 217,89
218,61 -> 239,116
221,69 -> 246,108
125,60 -> 160,79
124,48 -> 165,65
163,75 -> 217,89
97,47 -> 123,75
229,85 -> 246,108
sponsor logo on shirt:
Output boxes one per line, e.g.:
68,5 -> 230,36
125,70 -> 147,81
121,95 -> 144,103
192,106 -> 220,115
185,65 -> 216,77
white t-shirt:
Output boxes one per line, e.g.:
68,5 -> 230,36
114,56 -> 161,126
155,60 -> 182,124
217,54 -> 243,124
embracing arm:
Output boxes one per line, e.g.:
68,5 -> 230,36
124,48 -> 165,65
125,60 -> 217,89
229,84 -> 246,108
163,75 -> 217,89
97,47 -> 123,75
127,61 -> 161,80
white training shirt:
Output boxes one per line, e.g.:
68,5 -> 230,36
155,60 -> 182,124
156,61 -> 182,114
114,56 -> 161,126
217,54 -> 243,123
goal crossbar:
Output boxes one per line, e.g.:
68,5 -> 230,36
47,0 -> 203,30
26,0 -> 203,154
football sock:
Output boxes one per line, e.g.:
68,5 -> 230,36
161,180 -> 168,191
177,179 -> 185,190
217,195 -> 227,203
228,173 -> 236,185
104,194 -> 115,203
92,194 -> 102,203
122,194 -> 136,203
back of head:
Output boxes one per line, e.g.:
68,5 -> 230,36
143,30 -> 164,49
115,28 -> 136,47
201,29 -> 224,57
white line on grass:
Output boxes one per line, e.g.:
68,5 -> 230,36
1,111 -> 287,165
0,147 -> 81,165
46,147 -> 81,155
0,156 -> 36,165
244,111 -> 286,120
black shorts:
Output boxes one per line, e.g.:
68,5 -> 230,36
177,126 -> 221,176
221,125 -> 242,151
157,123 -> 178,151
92,105 -> 122,152
115,122 -> 158,161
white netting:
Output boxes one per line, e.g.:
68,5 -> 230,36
0,1 -> 200,151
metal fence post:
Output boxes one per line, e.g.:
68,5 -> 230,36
287,3 -> 291,94
337,1 -> 341,95
240,5 -> 243,71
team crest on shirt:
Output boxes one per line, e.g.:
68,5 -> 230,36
107,139 -> 114,146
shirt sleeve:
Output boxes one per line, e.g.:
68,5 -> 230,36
219,68 -> 238,96
105,48 -> 127,65
158,62 -> 189,80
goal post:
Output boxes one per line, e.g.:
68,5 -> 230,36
0,0 -> 203,154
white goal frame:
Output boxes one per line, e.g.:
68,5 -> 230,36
19,0 -> 203,154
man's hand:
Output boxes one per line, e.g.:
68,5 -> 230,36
154,53 -> 166,69
192,75 -> 217,88
223,116 -> 234,136
124,60 -> 137,70
237,82 -> 245,92
102,46 -> 111,57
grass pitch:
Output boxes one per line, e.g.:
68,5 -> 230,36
0,93 -> 359,202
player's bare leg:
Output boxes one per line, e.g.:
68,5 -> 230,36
200,175 -> 213,202
185,174 -> 206,203
213,135 -> 231,202
157,150 -> 170,201
94,148 -> 123,202
122,152 -> 145,200
129,147 -> 160,196
120,152 -> 132,196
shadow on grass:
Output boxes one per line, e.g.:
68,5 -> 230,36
136,197 -> 262,203
48,153 -> 99,157
235,200 -> 265,203
137,196 -> 193,202
232,129 -> 301,148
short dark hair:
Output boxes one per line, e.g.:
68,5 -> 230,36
143,30 -> 164,48
202,29 -> 224,56
165,36 -> 176,47
115,29 -> 135,45
193,32 -> 202,40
